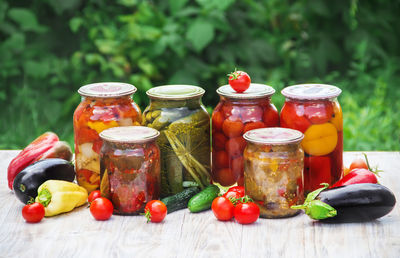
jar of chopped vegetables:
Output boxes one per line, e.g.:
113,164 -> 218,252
143,85 -> 211,197
73,82 -> 142,193
243,127 -> 304,218
99,126 -> 160,215
212,84 -> 279,187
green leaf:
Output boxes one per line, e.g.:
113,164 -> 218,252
8,8 -> 47,32
69,17 -> 83,33
186,19 -> 215,52
24,61 -> 50,78
169,0 -> 189,14
117,0 -> 138,7
196,0 -> 235,11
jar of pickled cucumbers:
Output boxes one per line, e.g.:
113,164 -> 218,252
211,84 -> 279,187
73,82 -> 142,193
99,126 -> 160,215
243,127 -> 304,218
281,84 -> 343,194
143,85 -> 210,197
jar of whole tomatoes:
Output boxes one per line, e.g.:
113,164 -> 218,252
73,82 -> 142,193
99,126 -> 160,215
212,84 -> 279,187
281,84 -> 343,194
143,85 -> 210,197
243,127 -> 304,218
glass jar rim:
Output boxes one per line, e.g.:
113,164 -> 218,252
100,126 -> 160,143
146,85 -> 205,100
244,127 -> 304,145
217,83 -> 275,99
78,82 -> 137,98
281,84 -> 342,100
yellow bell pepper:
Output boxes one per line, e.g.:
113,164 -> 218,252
35,180 -> 88,217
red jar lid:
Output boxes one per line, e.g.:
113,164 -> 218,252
100,126 -> 160,143
244,127 -> 304,145
217,83 -> 275,99
281,84 -> 341,100
78,82 -> 137,98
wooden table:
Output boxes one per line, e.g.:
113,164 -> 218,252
0,151 -> 399,258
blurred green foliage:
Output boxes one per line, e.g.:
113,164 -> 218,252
0,0 -> 399,150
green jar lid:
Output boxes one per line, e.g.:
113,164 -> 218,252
146,85 -> 205,100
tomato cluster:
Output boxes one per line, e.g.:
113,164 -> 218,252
212,98 -> 279,186
73,96 -> 141,193
280,99 -> 343,193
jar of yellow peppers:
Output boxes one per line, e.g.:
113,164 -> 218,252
73,82 -> 142,193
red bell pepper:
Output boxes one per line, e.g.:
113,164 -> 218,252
7,132 -> 59,189
330,168 -> 378,188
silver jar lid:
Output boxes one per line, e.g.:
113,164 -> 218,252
100,126 -> 160,144
244,127 -> 304,145
146,85 -> 205,100
78,82 -> 137,98
281,84 -> 342,100
216,83 -> 275,99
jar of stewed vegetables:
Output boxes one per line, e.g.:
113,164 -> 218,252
99,126 -> 160,215
281,84 -> 343,194
73,82 -> 142,193
143,85 -> 211,197
211,84 -> 279,187
243,127 -> 304,218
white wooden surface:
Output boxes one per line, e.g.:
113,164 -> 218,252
0,151 -> 399,258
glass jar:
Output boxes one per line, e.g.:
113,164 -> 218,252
143,85 -> 211,197
99,126 -> 160,215
243,127 -> 304,218
281,84 -> 343,194
211,84 -> 279,187
73,82 -> 142,193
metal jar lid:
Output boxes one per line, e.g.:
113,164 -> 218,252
78,82 -> 137,98
281,84 -> 342,100
244,127 -> 304,145
146,85 -> 205,100
216,83 -> 275,99
100,126 -> 160,144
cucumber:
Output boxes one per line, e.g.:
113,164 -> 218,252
188,185 -> 220,213
161,187 -> 200,214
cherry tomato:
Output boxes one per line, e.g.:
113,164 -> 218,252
304,100 -> 333,124
213,168 -> 237,186
144,200 -> 167,223
263,105 -> 280,127
88,190 -> 101,203
230,155 -> 244,178
213,132 -> 228,151
90,197 -> 114,221
280,101 -> 311,133
225,137 -> 246,158
22,202 -> 45,223
243,121 -> 265,133
349,158 -> 369,171
222,119 -> 244,138
228,70 -> 251,93
234,201 -> 260,224
212,111 -> 224,131
214,150 -> 229,168
223,186 -> 245,199
212,197 -> 235,221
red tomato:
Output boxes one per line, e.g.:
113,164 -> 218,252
234,201 -> 260,224
88,190 -> 102,203
349,158 -> 369,171
213,168 -> 237,186
222,119 -> 244,138
230,155 -> 244,178
76,127 -> 100,144
144,200 -> 167,223
213,132 -> 228,151
263,105 -> 280,127
225,137 -> 246,158
90,197 -> 114,221
243,121 -> 265,133
212,197 -> 235,221
212,111 -> 224,131
304,156 -> 331,193
228,70 -> 251,93
240,106 -> 263,123
223,186 -> 245,199
280,101 -> 311,133
304,100 -> 333,124
214,151 -> 229,168
22,202 -> 45,223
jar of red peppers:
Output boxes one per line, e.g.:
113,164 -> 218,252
212,84 -> 279,187
73,82 -> 142,193
280,84 -> 343,194
99,126 -> 160,215
243,127 -> 304,218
